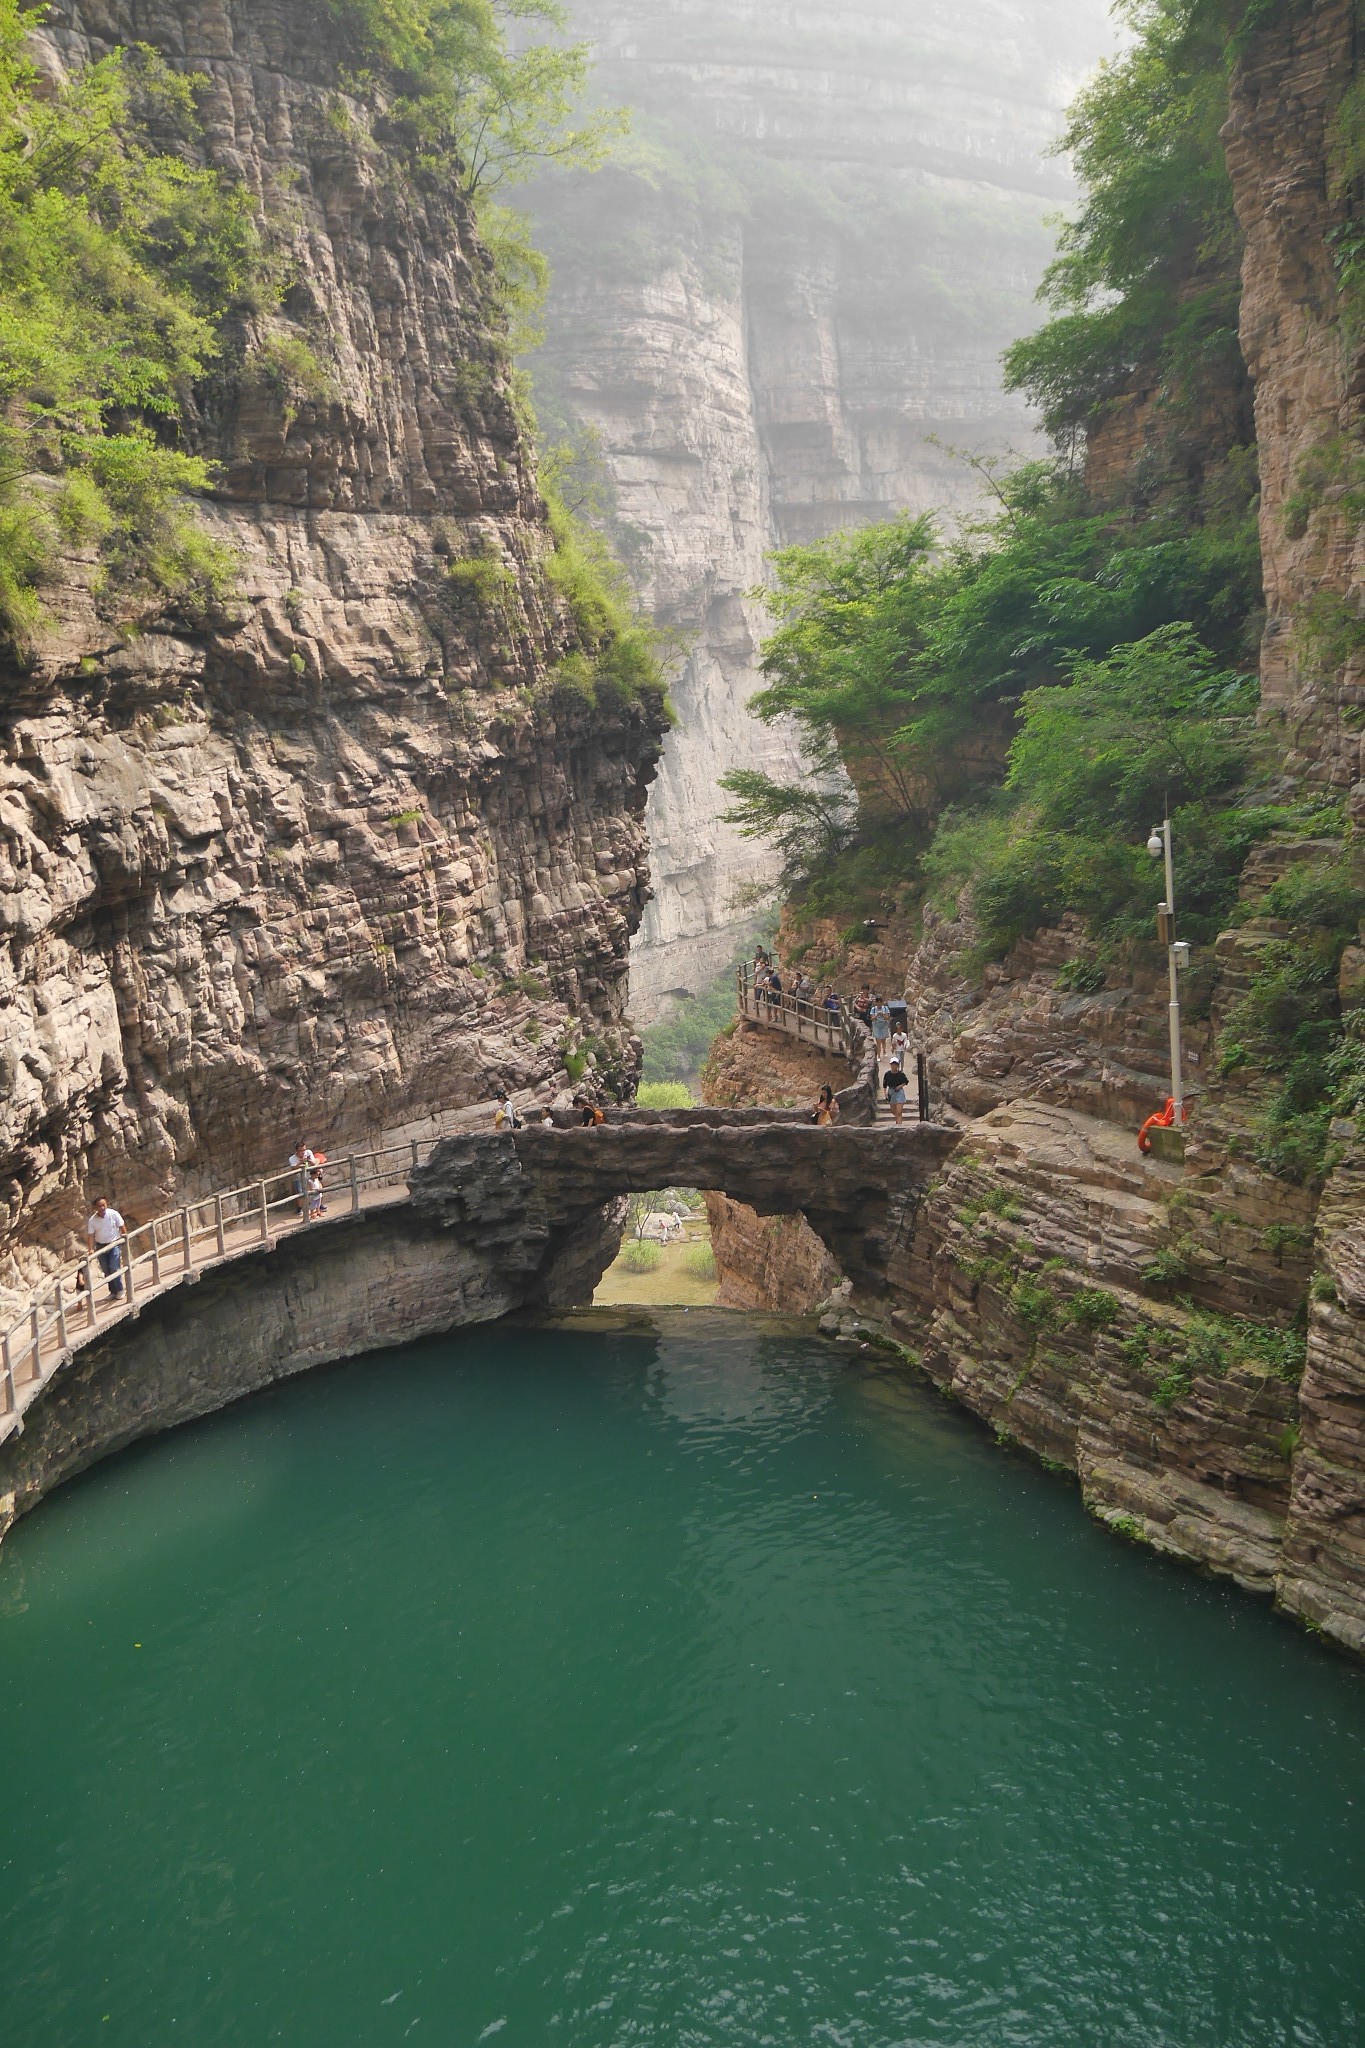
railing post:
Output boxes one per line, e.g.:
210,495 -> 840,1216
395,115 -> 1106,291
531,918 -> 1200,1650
151,1227 -> 162,1287
123,1237 -> 135,1306
182,1206 -> 193,1273
29,1304 -> 41,1382
54,1276 -> 68,1352
917,1052 -> 931,1123
258,1181 -> 269,1241
1,1335 -> 13,1415
214,1193 -> 226,1258
84,1256 -> 98,1327
350,1156 -> 360,1214
411,1138 -> 420,1173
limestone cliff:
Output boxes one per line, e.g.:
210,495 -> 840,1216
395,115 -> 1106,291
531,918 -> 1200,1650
0,0 -> 664,1310
524,0 -> 1117,1012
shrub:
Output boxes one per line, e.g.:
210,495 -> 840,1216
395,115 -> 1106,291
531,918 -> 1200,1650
541,450 -> 665,709
242,333 -> 335,423
0,25 -> 260,644
1055,957 -> 1107,995
445,550 -> 519,627
1010,1277 -> 1057,1329
1067,1288 -> 1120,1332
620,1240 -> 661,1274
684,1244 -> 717,1281
637,1081 -> 694,1109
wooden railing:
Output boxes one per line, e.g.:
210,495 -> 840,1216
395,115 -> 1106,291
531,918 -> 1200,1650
0,1133 -> 440,1436
736,964 -> 869,1065
737,965 -> 930,1120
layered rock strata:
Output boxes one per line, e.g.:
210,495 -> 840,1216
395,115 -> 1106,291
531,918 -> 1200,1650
708,894 -> 1341,1639
1223,0 -> 1362,793
700,1021 -> 845,1310
0,0 -> 664,1312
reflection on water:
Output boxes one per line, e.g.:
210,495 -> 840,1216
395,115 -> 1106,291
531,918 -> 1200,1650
1,1310 -> 1362,2048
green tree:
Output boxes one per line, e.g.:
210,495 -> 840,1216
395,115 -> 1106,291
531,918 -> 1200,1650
923,624 -> 1262,954
0,1 -> 256,645
331,0 -> 624,198
717,765 -> 857,887
1003,0 -> 1251,452
742,515 -> 941,829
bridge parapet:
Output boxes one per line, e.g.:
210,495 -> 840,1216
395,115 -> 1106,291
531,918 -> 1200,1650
410,1121 -> 961,1296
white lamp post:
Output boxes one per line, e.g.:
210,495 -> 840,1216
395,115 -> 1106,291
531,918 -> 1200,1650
1147,816 -> 1189,1122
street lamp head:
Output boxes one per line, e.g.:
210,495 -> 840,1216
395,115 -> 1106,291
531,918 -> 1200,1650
1146,829 -> 1164,858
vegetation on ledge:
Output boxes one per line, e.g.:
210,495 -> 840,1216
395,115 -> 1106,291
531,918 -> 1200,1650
0,0 -> 257,645
722,0 -> 1363,1189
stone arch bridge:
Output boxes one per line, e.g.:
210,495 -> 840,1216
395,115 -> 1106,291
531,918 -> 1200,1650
410,1115 -> 959,1297
0,1106 -> 958,1546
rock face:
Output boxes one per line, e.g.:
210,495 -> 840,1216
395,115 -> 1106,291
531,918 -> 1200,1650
525,0 -> 1117,1011
0,0 -> 664,1312
700,1020 -> 845,1308
1223,0 -> 1361,795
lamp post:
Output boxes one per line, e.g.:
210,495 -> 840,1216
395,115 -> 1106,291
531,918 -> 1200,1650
1147,815 -> 1190,1122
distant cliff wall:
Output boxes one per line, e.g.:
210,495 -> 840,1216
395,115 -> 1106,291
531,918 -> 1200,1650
524,0 -> 1117,1014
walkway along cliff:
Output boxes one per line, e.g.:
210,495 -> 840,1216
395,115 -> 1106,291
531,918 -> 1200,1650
0,1105 -> 957,1544
0,0 -> 666,1323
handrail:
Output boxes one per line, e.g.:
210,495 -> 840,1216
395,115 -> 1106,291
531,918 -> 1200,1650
736,963 -> 928,1119
0,979 -> 926,1433
735,963 -> 884,1069
0,1111 -> 492,1431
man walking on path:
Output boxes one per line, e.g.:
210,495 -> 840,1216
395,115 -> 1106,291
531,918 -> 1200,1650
86,1197 -> 127,1300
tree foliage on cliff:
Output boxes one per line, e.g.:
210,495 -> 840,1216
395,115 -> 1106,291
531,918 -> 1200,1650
0,0 -> 257,646
328,0 -> 623,198
723,444 -> 1261,879
726,0 -> 1324,990
1003,0 -> 1255,451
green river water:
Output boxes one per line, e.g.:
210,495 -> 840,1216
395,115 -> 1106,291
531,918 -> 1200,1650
1,1311 -> 1363,2046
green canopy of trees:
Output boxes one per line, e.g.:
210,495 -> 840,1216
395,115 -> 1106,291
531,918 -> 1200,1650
724,0 -> 1285,941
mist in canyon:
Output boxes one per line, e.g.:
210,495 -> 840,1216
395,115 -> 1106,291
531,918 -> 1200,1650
523,0 -> 1121,1016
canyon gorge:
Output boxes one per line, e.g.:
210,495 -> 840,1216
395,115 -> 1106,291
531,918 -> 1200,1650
4,0 -> 1365,1670
700,2 -> 1365,1658
523,0 -> 1117,1012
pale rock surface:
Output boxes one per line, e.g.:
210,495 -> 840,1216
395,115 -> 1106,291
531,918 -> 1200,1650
526,0 -> 1119,1009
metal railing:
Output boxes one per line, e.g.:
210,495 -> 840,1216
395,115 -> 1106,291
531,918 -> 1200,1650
0,1134 -> 439,1433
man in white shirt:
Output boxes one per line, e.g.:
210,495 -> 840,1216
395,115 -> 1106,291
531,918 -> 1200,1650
86,1197 -> 126,1300
890,1026 -> 910,1069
